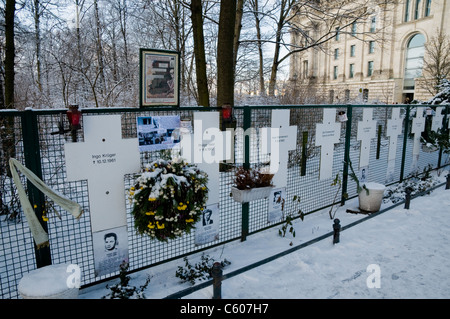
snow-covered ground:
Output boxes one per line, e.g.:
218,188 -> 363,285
80,174 -> 450,299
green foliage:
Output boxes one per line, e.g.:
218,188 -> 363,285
347,160 -> 369,195
102,260 -> 151,299
128,157 -> 208,242
175,254 -> 231,285
279,195 -> 304,240
328,173 -> 342,219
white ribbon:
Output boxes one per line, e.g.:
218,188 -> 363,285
9,158 -> 83,249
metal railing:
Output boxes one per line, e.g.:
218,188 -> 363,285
1,104 -> 448,298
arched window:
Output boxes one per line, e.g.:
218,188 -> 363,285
404,33 -> 425,91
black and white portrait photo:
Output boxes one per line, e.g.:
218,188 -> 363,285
93,226 -> 129,277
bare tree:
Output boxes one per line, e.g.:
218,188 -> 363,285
422,31 -> 450,95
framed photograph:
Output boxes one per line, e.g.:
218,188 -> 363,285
140,48 -> 180,107
137,115 -> 181,152
195,203 -> 220,246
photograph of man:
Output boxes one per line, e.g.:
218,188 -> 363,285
104,232 -> 118,252
93,226 -> 128,277
202,208 -> 213,226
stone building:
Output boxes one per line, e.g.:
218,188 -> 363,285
289,0 -> 449,104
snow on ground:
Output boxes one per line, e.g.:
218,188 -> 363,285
80,176 -> 450,299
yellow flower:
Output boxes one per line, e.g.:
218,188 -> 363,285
185,219 -> 194,223
147,222 -> 155,229
130,186 -> 135,191
129,191 -> 135,196
145,211 -> 155,215
34,204 -> 37,209
148,197 -> 157,201
156,222 -> 165,229
42,216 -> 49,222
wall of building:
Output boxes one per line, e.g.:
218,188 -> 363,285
290,0 -> 449,103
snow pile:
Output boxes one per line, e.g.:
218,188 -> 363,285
18,263 -> 77,298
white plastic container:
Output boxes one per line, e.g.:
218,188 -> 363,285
231,186 -> 273,203
18,263 -> 80,299
358,182 -> 386,212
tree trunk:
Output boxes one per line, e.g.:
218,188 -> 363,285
33,0 -> 42,93
2,0 -> 16,177
4,0 -> 15,109
216,0 -> 237,107
94,0 -> 106,96
190,0 -> 210,106
233,0 -> 244,70
250,0 -> 266,95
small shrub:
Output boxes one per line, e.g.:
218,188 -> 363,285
175,254 -> 231,285
102,260 -> 151,299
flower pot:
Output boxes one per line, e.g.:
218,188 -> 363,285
231,186 -> 274,203
18,263 -> 81,299
422,143 -> 439,153
358,182 -> 386,213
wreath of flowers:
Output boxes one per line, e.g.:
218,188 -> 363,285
128,157 -> 208,242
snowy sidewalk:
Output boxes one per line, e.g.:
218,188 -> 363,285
80,183 -> 450,299
187,185 -> 450,299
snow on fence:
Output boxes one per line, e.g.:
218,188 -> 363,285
0,104 -> 448,299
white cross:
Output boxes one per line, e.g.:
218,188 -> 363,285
315,109 -> 341,180
64,115 -> 140,232
386,108 -> 403,162
270,110 -> 297,188
411,107 -> 426,157
431,107 -> 444,132
179,112 -> 228,205
385,108 -> 403,182
357,108 -> 377,168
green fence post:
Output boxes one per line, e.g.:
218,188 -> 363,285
341,105 -> 353,206
400,105 -> 411,182
22,109 -> 52,268
241,105 -> 251,241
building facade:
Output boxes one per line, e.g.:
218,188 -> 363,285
289,0 -> 449,104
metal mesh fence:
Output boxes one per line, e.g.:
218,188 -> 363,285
1,104 -> 448,299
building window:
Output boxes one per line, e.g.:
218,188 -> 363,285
370,16 -> 376,33
345,89 -> 350,102
350,45 -> 356,57
404,33 -> 425,90
414,0 -> 422,19
333,66 -> 338,80
335,27 -> 340,41
303,60 -> 309,78
369,41 -> 375,54
425,0 -> 432,16
349,64 -> 355,78
334,48 -> 339,60
368,61 -> 374,76
351,22 -> 357,36
405,0 -> 411,22
329,90 -> 335,104
363,89 -> 369,102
